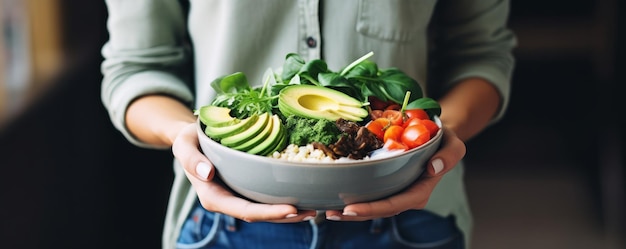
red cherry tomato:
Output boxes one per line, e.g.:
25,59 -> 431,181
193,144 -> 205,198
382,110 -> 403,126
385,103 -> 401,111
366,120 -> 385,140
403,118 -> 440,137
418,119 -> 440,137
404,109 -> 429,120
402,117 -> 421,128
383,125 -> 404,143
383,138 -> 408,151
401,124 -> 430,149
374,117 -> 392,128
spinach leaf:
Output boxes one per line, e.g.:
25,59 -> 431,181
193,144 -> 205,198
281,53 -> 305,82
210,72 -> 250,94
406,97 -> 441,116
342,59 -> 378,78
298,59 -> 329,85
378,68 -> 423,104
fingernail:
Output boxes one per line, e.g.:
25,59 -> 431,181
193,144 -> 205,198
342,211 -> 357,216
285,213 -> 298,219
327,215 -> 341,221
196,162 -> 211,180
432,158 -> 444,175
302,216 -> 315,221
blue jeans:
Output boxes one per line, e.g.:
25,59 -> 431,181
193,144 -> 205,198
176,202 -> 463,249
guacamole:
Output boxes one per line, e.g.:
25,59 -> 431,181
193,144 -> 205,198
284,116 -> 342,146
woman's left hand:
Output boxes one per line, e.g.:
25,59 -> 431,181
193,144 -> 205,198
324,126 -> 466,221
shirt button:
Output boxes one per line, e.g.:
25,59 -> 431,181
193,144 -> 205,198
306,36 -> 317,48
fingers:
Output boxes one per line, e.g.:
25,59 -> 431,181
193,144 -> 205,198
173,124 -> 315,223
172,123 -> 215,181
326,126 -> 466,221
183,167 -> 316,223
327,177 -> 437,221
423,126 -> 466,178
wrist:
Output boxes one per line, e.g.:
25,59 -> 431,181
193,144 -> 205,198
126,95 -> 196,147
161,120 -> 196,146
438,78 -> 500,141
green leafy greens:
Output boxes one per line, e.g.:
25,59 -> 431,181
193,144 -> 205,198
210,70 -> 277,119
209,52 -> 441,119
274,52 -> 440,116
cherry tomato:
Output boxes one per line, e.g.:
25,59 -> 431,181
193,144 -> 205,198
368,96 -> 389,110
382,110 -> 403,126
401,124 -> 430,149
365,120 -> 385,140
383,125 -> 404,143
402,117 -> 421,128
418,119 -> 440,137
385,103 -> 401,111
374,117 -> 392,128
403,118 -> 440,137
404,109 -> 429,120
383,138 -> 408,151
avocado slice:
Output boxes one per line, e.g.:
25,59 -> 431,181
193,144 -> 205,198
264,126 -> 288,155
278,85 -> 367,121
205,114 -> 258,140
197,105 -> 237,127
247,114 -> 285,155
230,114 -> 274,152
259,115 -> 288,156
221,112 -> 270,148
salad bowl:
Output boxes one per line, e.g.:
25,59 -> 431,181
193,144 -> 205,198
196,116 -> 443,210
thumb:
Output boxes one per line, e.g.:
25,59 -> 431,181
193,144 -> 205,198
172,123 -> 215,181
424,128 -> 466,177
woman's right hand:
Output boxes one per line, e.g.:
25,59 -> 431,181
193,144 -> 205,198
171,122 -> 317,223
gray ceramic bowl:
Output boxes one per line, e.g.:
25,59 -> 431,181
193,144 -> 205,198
197,117 -> 443,210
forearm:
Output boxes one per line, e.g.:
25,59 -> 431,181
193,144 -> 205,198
126,95 -> 197,147
438,77 -> 501,142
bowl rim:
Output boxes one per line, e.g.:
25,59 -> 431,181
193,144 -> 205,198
197,116 -> 443,168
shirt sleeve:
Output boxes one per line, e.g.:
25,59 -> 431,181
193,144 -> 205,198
429,0 -> 517,123
101,0 -> 194,149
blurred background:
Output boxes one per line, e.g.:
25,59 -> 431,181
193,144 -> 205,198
0,1 -> 624,248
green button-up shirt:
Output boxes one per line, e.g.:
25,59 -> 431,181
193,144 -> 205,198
101,1 -> 516,248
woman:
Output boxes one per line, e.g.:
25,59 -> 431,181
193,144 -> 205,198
101,0 -> 516,248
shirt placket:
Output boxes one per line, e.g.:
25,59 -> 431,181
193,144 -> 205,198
298,0 -> 321,61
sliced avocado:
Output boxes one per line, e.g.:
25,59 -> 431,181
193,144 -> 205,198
263,125 -> 288,156
247,115 -> 285,155
230,114 -> 274,152
259,116 -> 287,156
205,115 -> 258,140
197,105 -> 237,127
278,85 -> 367,121
221,112 -> 270,147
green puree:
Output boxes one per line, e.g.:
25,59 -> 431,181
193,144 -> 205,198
284,116 -> 342,146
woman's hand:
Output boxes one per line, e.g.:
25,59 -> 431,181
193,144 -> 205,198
126,95 -> 316,223
324,126 -> 466,221
172,123 -> 317,223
